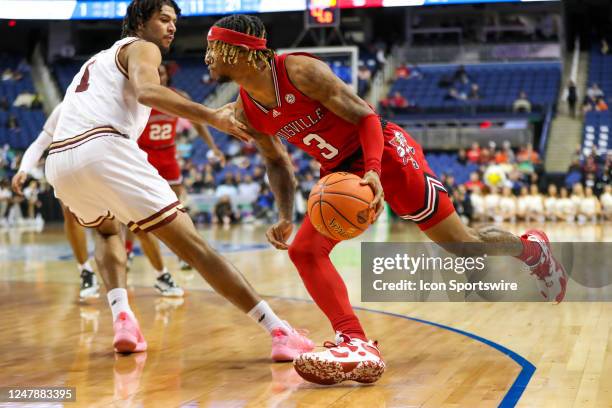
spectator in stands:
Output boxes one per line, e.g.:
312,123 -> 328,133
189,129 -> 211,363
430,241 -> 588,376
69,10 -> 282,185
578,187 -> 601,223
566,80 -> 577,117
0,97 -> 8,111
299,172 -> 316,200
213,195 -> 239,227
582,154 -> 598,178
215,173 -> 238,202
468,84 -> 481,100
516,143 -> 539,174
502,140 -> 516,164
13,91 -> 39,109
497,186 -> 517,223
483,186 -> 500,222
1,68 -> 13,81
452,184 -> 472,224
22,179 -> 41,220
238,174 -> 260,207
453,65 -> 470,84
252,166 -> 266,183
464,171 -> 484,192
570,183 -> 585,211
544,184 -> 558,221
557,187 -> 576,222
381,91 -> 411,116
587,83 -> 604,102
526,184 -> 544,223
595,97 -> 608,112
442,174 -> 456,196
0,179 -> 11,220
6,115 -> 19,131
479,147 -> 492,164
516,185 -> 529,221
253,185 -> 275,222
357,65 -> 372,98
457,148 -> 467,165
513,91 -> 532,113
600,184 -> 612,221
466,142 -> 481,163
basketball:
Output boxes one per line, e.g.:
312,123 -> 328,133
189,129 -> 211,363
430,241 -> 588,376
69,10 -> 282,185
307,172 -> 374,240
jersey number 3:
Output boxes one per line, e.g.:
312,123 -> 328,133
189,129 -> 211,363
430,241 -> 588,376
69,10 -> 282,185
149,124 -> 173,140
303,133 -> 338,159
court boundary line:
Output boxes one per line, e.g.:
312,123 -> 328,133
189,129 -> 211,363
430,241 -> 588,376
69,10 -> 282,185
263,293 -> 536,408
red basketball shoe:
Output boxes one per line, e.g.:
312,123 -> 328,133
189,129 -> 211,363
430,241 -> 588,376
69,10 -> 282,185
293,333 -> 385,385
522,230 -> 568,302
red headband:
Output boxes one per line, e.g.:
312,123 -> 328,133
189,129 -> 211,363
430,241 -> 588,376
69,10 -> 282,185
207,26 -> 267,50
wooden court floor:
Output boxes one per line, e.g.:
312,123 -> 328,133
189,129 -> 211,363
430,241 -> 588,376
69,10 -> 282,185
0,221 -> 610,407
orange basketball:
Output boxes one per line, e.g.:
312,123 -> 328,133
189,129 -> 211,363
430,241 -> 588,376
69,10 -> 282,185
307,172 -> 374,241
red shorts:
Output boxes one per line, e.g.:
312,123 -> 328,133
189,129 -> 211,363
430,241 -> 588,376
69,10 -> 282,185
322,121 -> 455,231
143,147 -> 182,185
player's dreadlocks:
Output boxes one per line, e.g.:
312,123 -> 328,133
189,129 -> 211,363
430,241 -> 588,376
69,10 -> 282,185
209,15 -> 275,69
121,0 -> 181,38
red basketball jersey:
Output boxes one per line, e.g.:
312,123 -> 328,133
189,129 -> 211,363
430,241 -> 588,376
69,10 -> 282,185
239,53 -> 362,171
138,107 -> 179,150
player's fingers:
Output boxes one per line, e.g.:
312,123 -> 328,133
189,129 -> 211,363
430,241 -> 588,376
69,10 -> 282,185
266,228 -> 289,250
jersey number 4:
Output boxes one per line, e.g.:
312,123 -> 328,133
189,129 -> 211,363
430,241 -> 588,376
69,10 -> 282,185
303,133 -> 338,159
149,124 -> 173,140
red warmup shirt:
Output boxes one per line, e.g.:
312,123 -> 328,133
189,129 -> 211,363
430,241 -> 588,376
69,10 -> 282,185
239,53 -> 366,172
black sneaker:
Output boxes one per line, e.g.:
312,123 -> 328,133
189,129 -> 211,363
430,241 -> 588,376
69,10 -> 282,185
154,272 -> 184,297
80,269 -> 100,299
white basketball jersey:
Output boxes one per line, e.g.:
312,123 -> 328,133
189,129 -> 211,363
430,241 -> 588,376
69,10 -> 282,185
54,37 -> 151,142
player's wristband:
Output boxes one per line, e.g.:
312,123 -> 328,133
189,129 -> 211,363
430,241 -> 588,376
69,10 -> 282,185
358,113 -> 384,176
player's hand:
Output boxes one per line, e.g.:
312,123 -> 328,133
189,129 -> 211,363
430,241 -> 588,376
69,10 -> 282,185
11,171 -> 27,196
212,148 -> 226,167
213,103 -> 252,142
360,170 -> 384,223
266,219 -> 293,250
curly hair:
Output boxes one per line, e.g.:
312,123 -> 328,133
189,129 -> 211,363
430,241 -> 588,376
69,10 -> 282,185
121,0 -> 181,38
208,14 -> 275,69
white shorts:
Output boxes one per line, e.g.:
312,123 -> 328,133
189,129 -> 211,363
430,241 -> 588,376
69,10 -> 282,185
45,132 -> 182,232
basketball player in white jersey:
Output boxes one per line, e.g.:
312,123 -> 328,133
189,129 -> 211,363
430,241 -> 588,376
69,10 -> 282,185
44,0 -> 314,359
601,184 -> 612,221
12,99 -> 192,299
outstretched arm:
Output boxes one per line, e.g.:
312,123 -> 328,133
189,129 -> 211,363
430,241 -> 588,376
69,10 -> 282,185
122,41 -> 249,140
174,89 -> 226,166
12,103 -> 61,195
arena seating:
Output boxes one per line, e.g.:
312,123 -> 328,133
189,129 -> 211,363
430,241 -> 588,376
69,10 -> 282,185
0,54 -> 46,150
579,49 -> 612,160
386,62 -> 561,114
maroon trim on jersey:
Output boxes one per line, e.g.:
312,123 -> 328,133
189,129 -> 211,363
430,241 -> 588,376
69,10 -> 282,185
128,200 -> 182,233
114,38 -> 141,79
73,211 -> 115,228
48,127 -> 127,155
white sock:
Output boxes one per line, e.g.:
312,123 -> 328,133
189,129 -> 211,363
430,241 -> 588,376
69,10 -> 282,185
78,259 -> 93,272
107,288 -> 134,321
247,300 -> 291,335
156,267 -> 168,276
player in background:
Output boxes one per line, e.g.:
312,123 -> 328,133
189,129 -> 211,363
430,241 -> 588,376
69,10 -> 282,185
204,14 -> 568,385
43,0 -> 313,359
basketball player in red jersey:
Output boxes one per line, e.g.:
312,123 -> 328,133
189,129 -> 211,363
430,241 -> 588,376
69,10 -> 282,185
125,63 -> 226,289
204,14 -> 568,385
